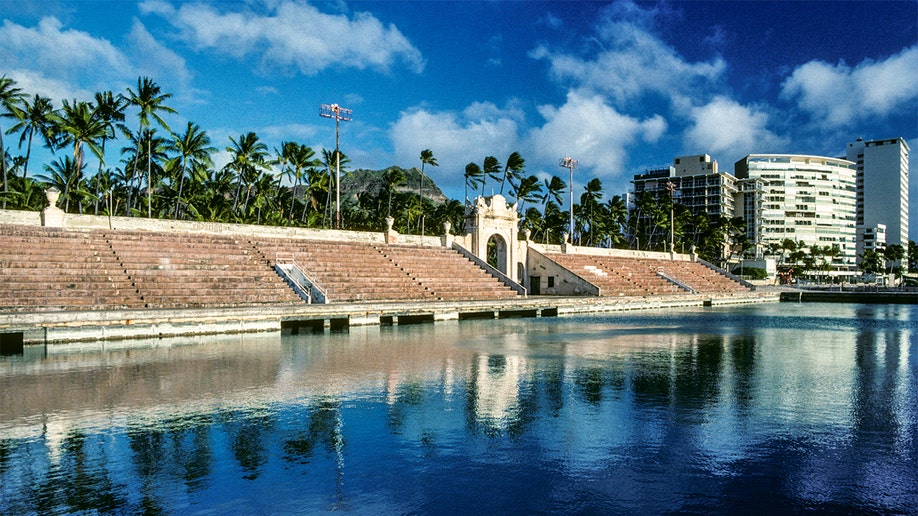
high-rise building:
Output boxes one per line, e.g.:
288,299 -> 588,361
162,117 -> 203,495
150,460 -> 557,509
631,154 -> 737,218
735,154 -> 858,270
845,137 -> 910,248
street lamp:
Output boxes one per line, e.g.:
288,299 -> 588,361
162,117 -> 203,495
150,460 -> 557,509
664,180 -> 676,254
319,103 -> 352,229
559,157 -> 578,240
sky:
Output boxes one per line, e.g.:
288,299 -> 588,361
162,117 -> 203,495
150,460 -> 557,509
1,0 -> 917,237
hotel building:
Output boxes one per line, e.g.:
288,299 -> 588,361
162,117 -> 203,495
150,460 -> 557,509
734,154 -> 858,270
631,154 -> 737,218
845,138 -> 910,249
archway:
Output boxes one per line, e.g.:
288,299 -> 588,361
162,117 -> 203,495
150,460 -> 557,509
487,234 -> 508,274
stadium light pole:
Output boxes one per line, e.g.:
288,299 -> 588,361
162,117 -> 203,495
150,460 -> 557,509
319,103 -> 352,229
559,157 -> 578,240
664,180 -> 676,254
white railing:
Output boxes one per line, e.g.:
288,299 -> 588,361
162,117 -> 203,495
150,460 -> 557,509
275,252 -> 328,304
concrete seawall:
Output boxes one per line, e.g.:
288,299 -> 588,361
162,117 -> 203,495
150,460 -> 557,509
1,292 -> 779,346
779,291 -> 918,304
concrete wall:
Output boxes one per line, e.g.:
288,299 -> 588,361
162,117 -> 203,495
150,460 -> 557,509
526,247 -> 600,296
1,208 -> 445,247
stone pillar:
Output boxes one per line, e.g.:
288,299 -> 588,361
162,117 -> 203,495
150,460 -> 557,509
384,216 -> 398,244
41,188 -> 65,227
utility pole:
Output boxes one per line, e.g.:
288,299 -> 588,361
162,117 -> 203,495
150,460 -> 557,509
664,180 -> 676,254
319,103 -> 352,229
559,157 -> 578,240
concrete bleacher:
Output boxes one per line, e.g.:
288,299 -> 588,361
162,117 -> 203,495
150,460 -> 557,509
544,252 -> 749,296
251,237 -> 520,302
0,225 -> 146,311
104,230 -> 304,309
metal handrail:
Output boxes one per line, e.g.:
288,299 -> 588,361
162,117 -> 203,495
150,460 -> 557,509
275,252 -> 328,303
656,270 -> 696,294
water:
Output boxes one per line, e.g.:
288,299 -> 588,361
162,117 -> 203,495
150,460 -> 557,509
1,303 -> 916,514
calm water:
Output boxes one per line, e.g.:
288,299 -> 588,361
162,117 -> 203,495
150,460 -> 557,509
1,303 -> 916,514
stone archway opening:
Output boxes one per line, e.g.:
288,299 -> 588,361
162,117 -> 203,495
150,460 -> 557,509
486,234 -> 508,274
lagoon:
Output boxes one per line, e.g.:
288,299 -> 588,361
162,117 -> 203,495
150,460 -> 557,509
1,302 -> 916,513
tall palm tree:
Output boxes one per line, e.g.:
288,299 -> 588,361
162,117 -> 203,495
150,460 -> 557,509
52,99 -> 107,180
500,151 -> 525,198
0,75 -> 26,209
514,174 -> 542,214
6,94 -> 55,178
481,155 -> 501,196
225,132 -> 269,216
463,162 -> 483,203
275,142 -> 319,222
168,122 -> 214,219
383,167 -> 407,218
418,149 -> 438,234
125,77 -> 176,218
91,91 -> 127,195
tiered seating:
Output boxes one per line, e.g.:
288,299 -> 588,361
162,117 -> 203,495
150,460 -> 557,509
251,238 -> 436,302
651,260 -> 750,294
376,244 -> 519,300
545,252 -> 749,296
0,225 -> 145,311
545,253 -> 685,296
105,230 -> 303,308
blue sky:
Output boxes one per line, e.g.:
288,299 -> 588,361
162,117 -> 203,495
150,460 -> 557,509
2,0 -> 917,236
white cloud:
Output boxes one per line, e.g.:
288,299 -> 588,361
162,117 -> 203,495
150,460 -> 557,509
528,90 -> 667,179
127,19 -> 192,90
530,3 -> 725,108
780,46 -> 918,128
143,0 -> 425,75
389,103 -> 522,193
0,16 -> 195,105
684,97 -> 786,160
0,17 -> 131,98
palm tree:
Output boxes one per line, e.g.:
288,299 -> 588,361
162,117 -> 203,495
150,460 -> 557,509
580,178 -> 604,246
51,100 -> 107,188
418,149 -> 438,235
125,77 -> 176,218
604,195 -> 628,248
91,91 -> 127,197
500,151 -> 525,198
168,122 -> 214,219
276,142 -> 319,222
38,156 -> 84,212
6,94 -> 55,178
383,167 -> 407,217
463,162 -> 483,203
482,155 -> 501,196
225,132 -> 269,216
514,174 -> 542,214
0,75 -> 26,209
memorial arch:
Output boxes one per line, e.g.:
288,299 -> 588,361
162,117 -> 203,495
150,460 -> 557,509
461,195 -> 526,283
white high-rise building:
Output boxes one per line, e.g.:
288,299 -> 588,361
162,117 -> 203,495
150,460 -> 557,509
845,138 -> 910,247
735,154 -> 858,270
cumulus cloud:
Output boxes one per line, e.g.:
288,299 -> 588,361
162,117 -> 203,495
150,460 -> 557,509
142,0 -> 425,75
0,16 -> 194,103
127,19 -> 193,90
528,90 -> 667,178
684,97 -> 786,159
0,17 -> 131,97
530,3 -> 725,109
389,102 -> 522,193
780,46 -> 918,128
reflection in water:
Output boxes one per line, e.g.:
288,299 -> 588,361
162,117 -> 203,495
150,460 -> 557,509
1,303 -> 916,513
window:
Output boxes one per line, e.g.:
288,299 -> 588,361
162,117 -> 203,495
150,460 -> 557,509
547,276 -> 555,288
